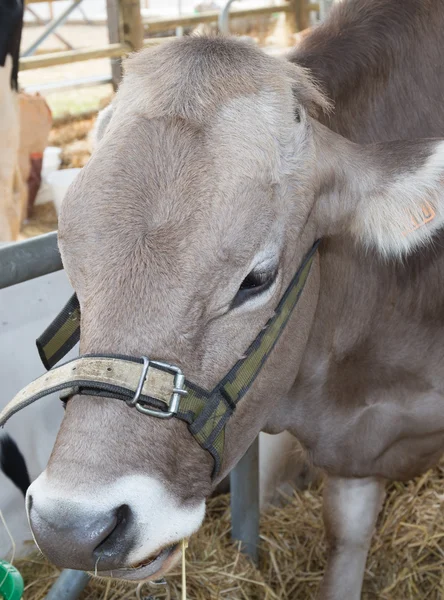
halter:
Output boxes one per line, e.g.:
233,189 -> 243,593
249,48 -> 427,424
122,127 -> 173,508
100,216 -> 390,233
0,241 -> 319,478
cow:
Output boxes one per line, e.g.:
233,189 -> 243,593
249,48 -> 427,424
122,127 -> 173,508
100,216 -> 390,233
2,1 -> 444,597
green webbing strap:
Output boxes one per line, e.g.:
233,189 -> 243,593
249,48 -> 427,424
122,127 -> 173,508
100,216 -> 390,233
3,241 -> 319,479
36,294 -> 81,370
184,240 -> 320,473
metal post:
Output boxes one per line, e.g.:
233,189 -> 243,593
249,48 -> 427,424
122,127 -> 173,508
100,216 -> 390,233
107,0 -> 123,89
44,570 -> 90,600
319,0 -> 335,21
230,436 -> 260,565
176,0 -> 183,38
0,232 -> 62,290
22,0 -> 84,57
218,0 -> 237,35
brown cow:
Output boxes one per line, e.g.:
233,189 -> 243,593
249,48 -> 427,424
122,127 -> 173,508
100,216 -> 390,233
4,1 -> 443,598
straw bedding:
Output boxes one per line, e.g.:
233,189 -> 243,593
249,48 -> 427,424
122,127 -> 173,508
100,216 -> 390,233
13,461 -> 444,600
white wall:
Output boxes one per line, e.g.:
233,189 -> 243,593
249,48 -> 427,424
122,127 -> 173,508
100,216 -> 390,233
0,270 -> 76,558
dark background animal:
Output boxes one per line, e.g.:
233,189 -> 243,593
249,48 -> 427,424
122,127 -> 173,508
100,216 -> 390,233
0,433 -> 30,497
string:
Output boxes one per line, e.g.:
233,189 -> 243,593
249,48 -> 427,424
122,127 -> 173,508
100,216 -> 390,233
182,538 -> 188,600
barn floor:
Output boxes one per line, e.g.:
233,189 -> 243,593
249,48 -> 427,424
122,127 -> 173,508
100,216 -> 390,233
13,115 -> 444,600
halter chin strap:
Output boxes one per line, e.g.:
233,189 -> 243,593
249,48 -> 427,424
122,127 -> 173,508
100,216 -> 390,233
0,241 -> 320,478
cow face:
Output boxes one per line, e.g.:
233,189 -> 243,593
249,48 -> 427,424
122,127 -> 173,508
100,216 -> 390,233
26,36 -> 444,580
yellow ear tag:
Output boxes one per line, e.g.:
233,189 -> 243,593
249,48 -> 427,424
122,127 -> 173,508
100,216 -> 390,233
402,199 -> 436,236
182,538 -> 188,600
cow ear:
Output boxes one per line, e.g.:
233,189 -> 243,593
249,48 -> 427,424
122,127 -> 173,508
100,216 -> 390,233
91,104 -> 113,148
315,132 -> 444,258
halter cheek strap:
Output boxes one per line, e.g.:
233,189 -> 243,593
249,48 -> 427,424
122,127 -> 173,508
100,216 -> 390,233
0,241 -> 320,479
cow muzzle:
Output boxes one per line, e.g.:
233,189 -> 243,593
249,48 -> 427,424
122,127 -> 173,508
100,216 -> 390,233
26,471 -> 205,579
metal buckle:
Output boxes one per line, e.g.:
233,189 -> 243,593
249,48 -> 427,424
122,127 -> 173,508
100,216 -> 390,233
127,357 -> 188,419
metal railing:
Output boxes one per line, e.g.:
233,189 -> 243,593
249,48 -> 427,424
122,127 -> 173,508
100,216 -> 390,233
0,232 -> 61,290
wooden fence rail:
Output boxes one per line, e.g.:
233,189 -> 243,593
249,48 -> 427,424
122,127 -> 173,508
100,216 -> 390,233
145,4 -> 289,34
144,3 -> 319,34
19,37 -> 174,70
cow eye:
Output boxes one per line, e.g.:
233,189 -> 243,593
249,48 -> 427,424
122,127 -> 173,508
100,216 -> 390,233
231,268 -> 277,309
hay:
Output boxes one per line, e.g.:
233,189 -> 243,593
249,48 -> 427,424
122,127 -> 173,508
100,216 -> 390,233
12,463 -> 444,600
20,203 -> 58,239
48,115 -> 96,170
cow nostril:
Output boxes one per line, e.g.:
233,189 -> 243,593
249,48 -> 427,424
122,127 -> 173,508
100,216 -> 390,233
115,503 -> 130,525
26,492 -> 33,512
93,504 -> 131,556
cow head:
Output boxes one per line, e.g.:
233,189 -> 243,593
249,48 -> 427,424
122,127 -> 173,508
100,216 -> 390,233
27,36 -> 444,580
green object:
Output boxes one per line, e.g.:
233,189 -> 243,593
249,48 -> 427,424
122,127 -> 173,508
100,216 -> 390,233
0,561 -> 24,600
